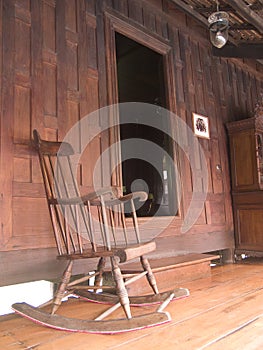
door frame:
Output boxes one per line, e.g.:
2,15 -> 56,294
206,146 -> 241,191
103,10 -> 182,218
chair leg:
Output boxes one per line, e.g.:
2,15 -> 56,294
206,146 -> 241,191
94,257 -> 106,288
51,260 -> 73,315
111,256 -> 131,319
140,256 -> 159,294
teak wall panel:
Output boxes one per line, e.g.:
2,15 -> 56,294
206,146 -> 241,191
65,0 -> 77,33
42,1 -> 55,51
43,64 -> 57,117
14,85 -> 31,143
86,22 -> 98,70
128,0 -> 144,24
0,0 -> 262,264
13,158 -> 30,183
80,135 -> 102,188
86,0 -> 96,16
0,0 -> 103,253
113,0 -> 129,16
12,198 -> 52,238
66,41 -> 79,91
14,19 -> 30,76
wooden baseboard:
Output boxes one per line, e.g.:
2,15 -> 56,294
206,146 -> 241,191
122,253 -> 220,294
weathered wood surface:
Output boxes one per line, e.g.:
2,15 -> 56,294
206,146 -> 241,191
122,253 -> 220,272
122,253 -> 219,294
12,302 -> 171,335
75,287 -> 189,305
2,261 -> 263,348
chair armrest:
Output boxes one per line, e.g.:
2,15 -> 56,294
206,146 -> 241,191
115,241 -> 156,263
119,191 -> 148,202
82,186 -> 118,201
49,187 -> 119,205
104,191 -> 148,206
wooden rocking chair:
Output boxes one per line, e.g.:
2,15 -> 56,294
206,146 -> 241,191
12,130 -> 189,334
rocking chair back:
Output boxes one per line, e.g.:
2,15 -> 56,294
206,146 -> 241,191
32,129 -> 147,259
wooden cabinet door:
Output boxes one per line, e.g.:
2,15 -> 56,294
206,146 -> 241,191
229,130 -> 259,191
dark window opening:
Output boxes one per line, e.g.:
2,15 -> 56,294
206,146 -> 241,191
115,32 -> 177,216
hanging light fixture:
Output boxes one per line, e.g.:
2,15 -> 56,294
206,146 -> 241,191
208,1 -> 229,48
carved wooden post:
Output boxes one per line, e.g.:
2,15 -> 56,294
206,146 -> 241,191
140,256 -> 159,294
111,256 -> 131,319
52,260 -> 73,315
94,257 -> 106,288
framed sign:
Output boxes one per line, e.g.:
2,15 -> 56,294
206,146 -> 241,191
193,113 -> 210,139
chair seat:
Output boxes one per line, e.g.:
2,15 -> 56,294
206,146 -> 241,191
57,241 -> 156,263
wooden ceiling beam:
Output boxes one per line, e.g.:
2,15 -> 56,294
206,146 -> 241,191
212,43 -> 263,59
230,23 -> 255,30
228,0 -> 263,34
251,2 -> 263,11
194,5 -> 233,13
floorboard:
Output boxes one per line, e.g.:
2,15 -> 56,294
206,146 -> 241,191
1,260 -> 263,349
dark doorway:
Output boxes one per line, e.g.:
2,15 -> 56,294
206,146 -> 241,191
115,33 -> 177,216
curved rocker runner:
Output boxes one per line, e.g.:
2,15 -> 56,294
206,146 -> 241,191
74,287 -> 189,306
12,302 -> 171,334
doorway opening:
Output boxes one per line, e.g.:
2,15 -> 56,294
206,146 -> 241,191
115,33 -> 177,217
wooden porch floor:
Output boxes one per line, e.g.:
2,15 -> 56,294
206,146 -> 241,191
1,259 -> 263,349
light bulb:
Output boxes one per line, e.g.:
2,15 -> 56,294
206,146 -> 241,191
214,31 -> 227,48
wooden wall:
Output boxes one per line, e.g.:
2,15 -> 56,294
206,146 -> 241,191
0,0 -> 263,285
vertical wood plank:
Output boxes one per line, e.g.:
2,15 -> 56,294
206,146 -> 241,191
43,63 -> 57,117
86,0 -> 96,15
96,0 -> 107,108
31,0 -> 44,134
0,0 -> 15,248
14,18 -> 30,76
171,28 -> 185,105
201,48 -> 214,99
81,135 -> 102,187
56,0 -> 67,138
228,63 -> 239,119
42,0 -> 57,134
14,157 -> 31,182
86,19 -> 98,70
142,5 -> 156,32
113,0 -> 128,16
210,139 -> 223,194
0,0 -> 2,160
128,0 -> 143,24
42,0 -> 56,51
65,0 -> 77,33
86,74 -> 99,115
66,41 -> 79,91
14,85 -> 31,142
78,0 -> 89,118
